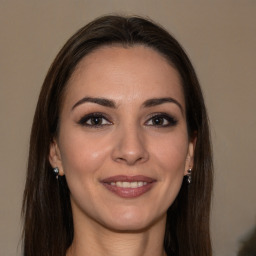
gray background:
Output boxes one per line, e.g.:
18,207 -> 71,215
0,1 -> 256,255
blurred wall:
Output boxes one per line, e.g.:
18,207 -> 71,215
0,1 -> 255,255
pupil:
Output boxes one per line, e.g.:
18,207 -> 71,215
92,117 -> 101,125
153,117 -> 163,125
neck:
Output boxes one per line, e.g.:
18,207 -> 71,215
67,214 -> 167,256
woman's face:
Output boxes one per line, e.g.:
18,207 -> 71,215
50,45 -> 195,231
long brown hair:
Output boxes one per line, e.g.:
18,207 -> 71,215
22,15 -> 213,256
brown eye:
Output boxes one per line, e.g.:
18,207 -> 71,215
146,114 -> 178,127
78,113 -> 111,127
88,117 -> 103,125
152,116 -> 165,126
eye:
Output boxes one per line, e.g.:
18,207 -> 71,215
145,113 -> 178,127
78,113 -> 112,127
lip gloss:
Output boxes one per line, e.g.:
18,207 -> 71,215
101,175 -> 156,198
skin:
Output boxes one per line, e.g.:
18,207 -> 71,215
49,45 -> 195,256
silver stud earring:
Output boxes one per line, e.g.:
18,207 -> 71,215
187,168 -> 192,184
53,167 -> 59,179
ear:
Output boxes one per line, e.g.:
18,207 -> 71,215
184,135 -> 197,175
49,139 -> 65,176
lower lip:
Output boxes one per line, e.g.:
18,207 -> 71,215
102,182 -> 155,198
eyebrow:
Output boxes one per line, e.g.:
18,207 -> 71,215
143,97 -> 184,114
71,96 -> 183,114
72,97 -> 116,110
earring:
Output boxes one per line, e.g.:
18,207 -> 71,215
186,168 -> 192,184
53,167 -> 59,180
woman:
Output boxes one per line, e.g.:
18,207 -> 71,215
22,15 -> 213,256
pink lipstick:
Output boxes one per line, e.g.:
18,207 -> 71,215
101,175 -> 156,198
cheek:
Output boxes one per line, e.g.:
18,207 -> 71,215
151,131 -> 189,174
58,130 -> 113,214
148,131 -> 189,206
58,129 -> 112,180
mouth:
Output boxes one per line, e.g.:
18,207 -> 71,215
101,175 -> 156,198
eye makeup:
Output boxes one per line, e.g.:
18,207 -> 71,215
145,113 -> 178,128
77,111 -> 178,129
77,112 -> 112,128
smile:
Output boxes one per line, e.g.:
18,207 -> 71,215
110,181 -> 148,188
101,175 -> 156,198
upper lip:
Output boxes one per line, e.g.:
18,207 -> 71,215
101,175 -> 156,183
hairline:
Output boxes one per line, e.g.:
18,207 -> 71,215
56,42 -> 186,135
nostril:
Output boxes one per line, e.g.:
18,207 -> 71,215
115,155 -> 147,166
111,130 -> 149,165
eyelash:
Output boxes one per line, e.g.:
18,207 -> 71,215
78,112 -> 112,128
145,113 -> 178,127
78,112 -> 178,128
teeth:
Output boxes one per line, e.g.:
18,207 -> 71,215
116,181 -> 122,187
138,181 -> 143,187
131,182 -> 138,188
123,182 -> 130,188
110,181 -> 148,188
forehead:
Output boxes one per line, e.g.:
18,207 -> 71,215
63,45 -> 184,109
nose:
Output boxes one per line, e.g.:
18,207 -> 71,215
111,125 -> 149,166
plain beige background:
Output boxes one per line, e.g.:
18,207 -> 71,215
0,1 -> 256,256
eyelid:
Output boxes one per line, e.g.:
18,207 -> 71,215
77,111 -> 177,128
78,112 -> 112,127
145,112 -> 178,127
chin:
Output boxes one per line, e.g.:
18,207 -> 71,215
103,219 -> 152,232
99,207 -> 165,232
